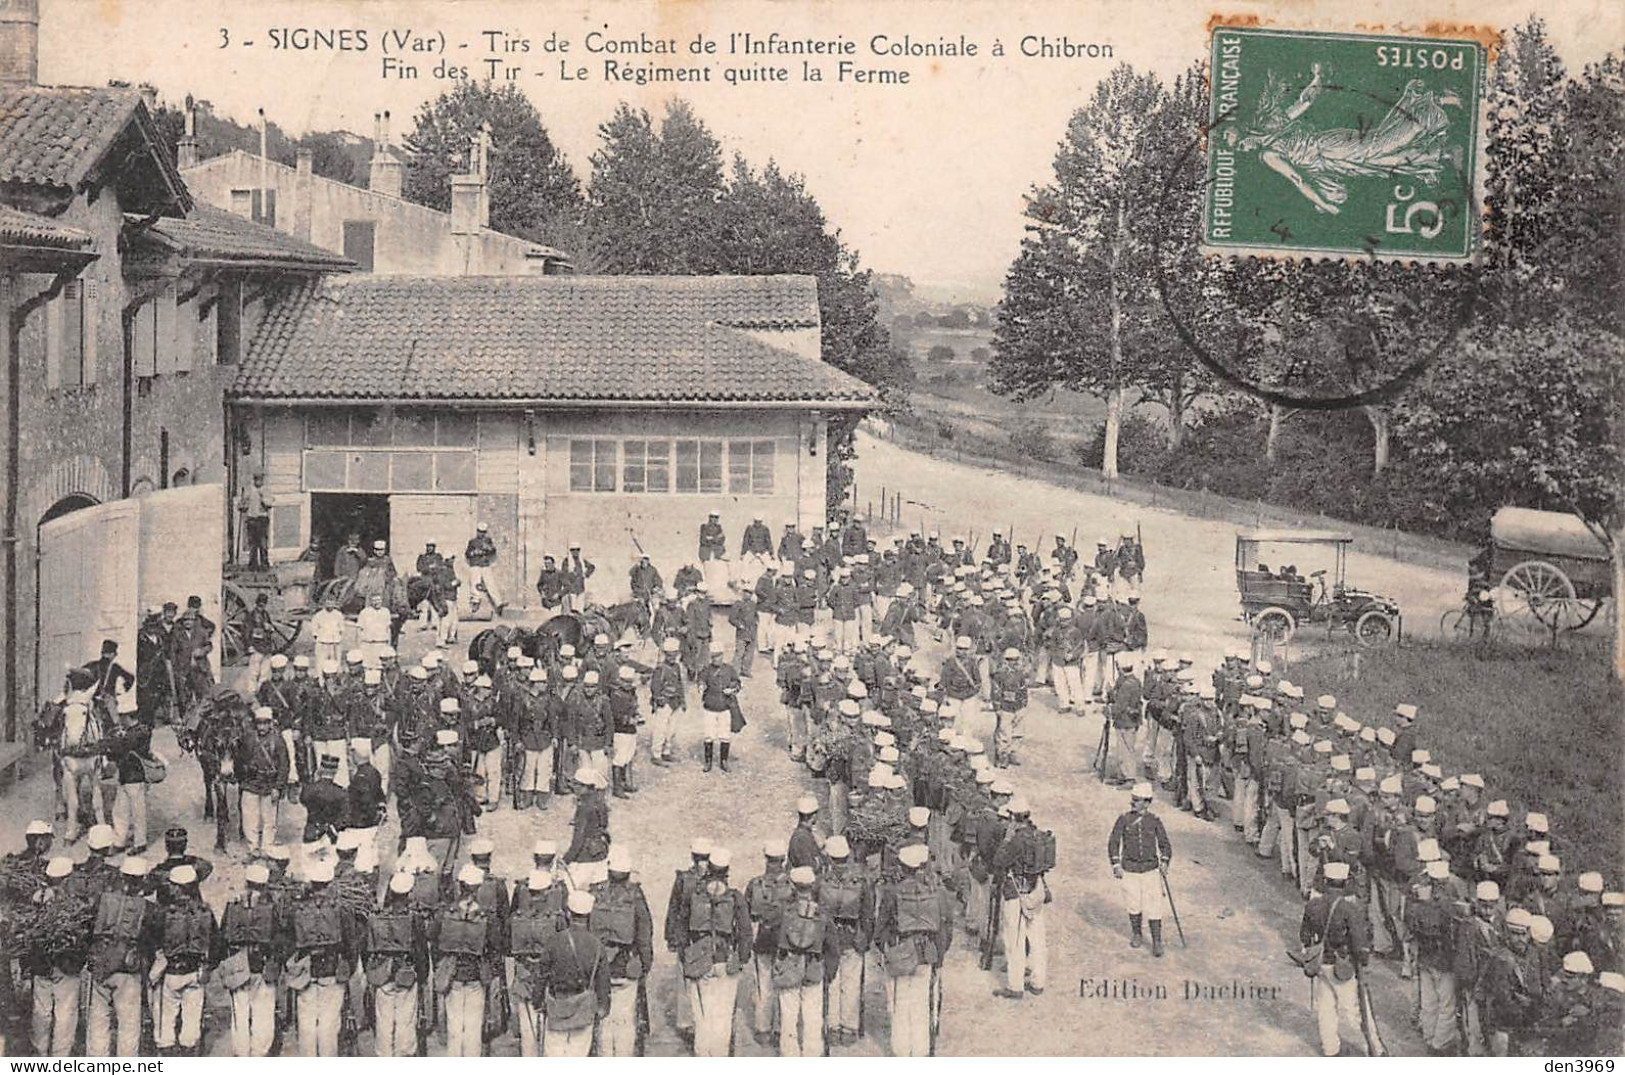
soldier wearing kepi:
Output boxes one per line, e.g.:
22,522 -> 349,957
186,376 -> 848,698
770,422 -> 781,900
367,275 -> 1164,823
533,890 -> 609,1056
775,864 -> 837,1056
289,859 -> 355,1056
218,864 -> 282,1056
1299,861 -> 1379,1057
435,864 -> 499,1057
86,856 -> 158,1057
745,838 -> 795,1045
1107,783 -> 1173,956
992,797 -> 1054,998
664,839 -> 712,1043
27,857 -> 83,1057
589,846 -> 654,1056
365,871 -> 429,1057
820,835 -> 872,1045
876,843 -> 953,1056
681,846 -> 753,1056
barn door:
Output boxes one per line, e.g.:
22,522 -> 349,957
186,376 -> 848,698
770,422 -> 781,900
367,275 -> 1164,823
390,494 -> 477,580
138,485 -> 226,680
38,499 -> 140,707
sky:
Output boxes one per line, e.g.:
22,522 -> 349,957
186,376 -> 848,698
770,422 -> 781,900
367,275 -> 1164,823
40,0 -> 1624,304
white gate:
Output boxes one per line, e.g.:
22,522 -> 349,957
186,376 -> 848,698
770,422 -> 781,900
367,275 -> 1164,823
36,486 -> 225,707
38,500 -> 139,705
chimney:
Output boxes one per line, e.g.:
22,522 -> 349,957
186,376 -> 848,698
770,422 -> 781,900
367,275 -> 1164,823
449,125 -> 491,234
449,173 -> 482,235
137,81 -> 157,112
368,108 -> 404,198
175,94 -> 199,170
0,0 -> 40,86
293,149 -> 313,241
475,122 -> 491,229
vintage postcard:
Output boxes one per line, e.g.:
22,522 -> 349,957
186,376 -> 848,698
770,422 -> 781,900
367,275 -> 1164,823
0,0 -> 1620,1062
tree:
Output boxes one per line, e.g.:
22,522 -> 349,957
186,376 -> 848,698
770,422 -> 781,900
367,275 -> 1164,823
586,100 -> 727,273
401,81 -> 582,244
927,344 -> 955,363
1393,321 -> 1624,673
990,64 -> 1169,479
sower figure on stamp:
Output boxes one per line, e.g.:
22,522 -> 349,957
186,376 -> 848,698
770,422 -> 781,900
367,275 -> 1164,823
1108,782 -> 1173,956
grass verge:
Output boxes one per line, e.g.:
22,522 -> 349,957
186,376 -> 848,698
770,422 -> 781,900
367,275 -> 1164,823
1294,638 -> 1623,879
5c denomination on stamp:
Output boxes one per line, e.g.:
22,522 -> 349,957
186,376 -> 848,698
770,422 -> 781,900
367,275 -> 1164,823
1205,25 -> 1485,260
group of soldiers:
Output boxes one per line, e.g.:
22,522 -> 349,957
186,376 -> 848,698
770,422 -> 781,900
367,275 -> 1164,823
1096,651 -> 1624,1056
2,813 -> 644,1057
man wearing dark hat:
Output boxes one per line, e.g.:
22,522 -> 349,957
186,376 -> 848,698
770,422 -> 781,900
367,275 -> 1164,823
155,827 -> 214,907
301,755 -> 350,864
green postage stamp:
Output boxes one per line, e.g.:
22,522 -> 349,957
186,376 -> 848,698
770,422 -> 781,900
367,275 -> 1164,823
1204,26 -> 1485,260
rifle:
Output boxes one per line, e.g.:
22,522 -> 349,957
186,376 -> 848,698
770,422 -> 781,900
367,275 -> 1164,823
1354,962 -> 1388,1055
1093,717 -> 1111,779
1159,864 -> 1187,947
979,872 -> 1002,970
928,961 -> 941,1055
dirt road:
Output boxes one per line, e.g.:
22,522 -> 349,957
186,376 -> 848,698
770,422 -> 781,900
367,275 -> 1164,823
2,432 -> 1467,1056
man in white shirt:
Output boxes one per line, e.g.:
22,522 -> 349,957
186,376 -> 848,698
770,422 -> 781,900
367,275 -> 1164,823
309,595 -> 346,679
358,594 -> 393,669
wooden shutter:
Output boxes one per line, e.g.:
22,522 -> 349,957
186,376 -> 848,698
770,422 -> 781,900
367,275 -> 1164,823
81,279 -> 98,385
163,283 -> 186,373
45,284 -> 62,389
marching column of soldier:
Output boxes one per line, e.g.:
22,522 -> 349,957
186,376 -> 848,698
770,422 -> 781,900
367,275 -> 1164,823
3,507 -> 1619,1056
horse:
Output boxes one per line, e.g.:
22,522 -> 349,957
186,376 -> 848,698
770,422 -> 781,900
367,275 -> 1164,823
466,615 -> 585,675
57,687 -> 107,840
181,688 -> 251,851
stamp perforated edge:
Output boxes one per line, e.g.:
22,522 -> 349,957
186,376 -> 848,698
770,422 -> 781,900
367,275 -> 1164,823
1196,19 -> 1492,266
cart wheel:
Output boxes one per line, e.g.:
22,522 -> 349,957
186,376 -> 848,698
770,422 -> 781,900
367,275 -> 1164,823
1500,559 -> 1587,631
220,583 -> 251,665
1254,606 -> 1295,645
1355,609 -> 1396,646
270,614 -> 304,655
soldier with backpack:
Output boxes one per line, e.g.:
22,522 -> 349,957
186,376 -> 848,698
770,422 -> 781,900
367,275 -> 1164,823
680,848 -> 752,1056
589,847 -> 654,1056
745,839 -> 795,1045
991,798 -> 1055,998
775,865 -> 838,1056
364,872 -> 429,1057
876,843 -> 953,1056
820,835 -> 873,1045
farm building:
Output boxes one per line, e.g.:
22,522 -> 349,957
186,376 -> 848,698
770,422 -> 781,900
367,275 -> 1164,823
229,272 -> 877,605
0,23 -> 354,739
181,113 -> 572,278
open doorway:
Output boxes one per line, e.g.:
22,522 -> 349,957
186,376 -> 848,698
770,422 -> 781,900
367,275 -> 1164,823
309,493 -> 390,579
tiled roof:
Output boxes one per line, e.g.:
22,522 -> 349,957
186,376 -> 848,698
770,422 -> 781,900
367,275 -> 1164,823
0,204 -> 91,248
234,274 -> 875,407
0,86 -> 190,213
134,206 -> 355,271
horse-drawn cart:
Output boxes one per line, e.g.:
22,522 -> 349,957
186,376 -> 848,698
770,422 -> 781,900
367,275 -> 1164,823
1488,507 -> 1613,633
219,563 -> 314,665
